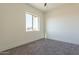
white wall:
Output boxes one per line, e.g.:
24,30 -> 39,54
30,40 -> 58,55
45,4 -> 79,45
0,3 -> 44,51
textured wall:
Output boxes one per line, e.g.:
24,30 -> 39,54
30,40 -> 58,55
0,3 -> 44,51
45,4 -> 79,45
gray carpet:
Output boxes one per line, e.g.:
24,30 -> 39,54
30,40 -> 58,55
2,39 -> 79,55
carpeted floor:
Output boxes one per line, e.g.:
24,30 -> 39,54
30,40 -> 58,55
2,38 -> 79,55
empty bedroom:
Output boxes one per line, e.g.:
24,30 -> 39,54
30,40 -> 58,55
0,3 -> 79,55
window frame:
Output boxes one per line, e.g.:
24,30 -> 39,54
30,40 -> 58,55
25,12 -> 40,32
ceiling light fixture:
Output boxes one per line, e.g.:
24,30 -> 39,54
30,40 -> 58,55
44,3 -> 47,7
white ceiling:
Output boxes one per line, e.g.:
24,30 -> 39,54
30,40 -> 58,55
29,3 -> 64,12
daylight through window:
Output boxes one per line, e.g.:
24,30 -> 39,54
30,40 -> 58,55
26,13 -> 40,32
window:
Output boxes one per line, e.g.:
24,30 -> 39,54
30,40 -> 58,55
26,13 -> 40,32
